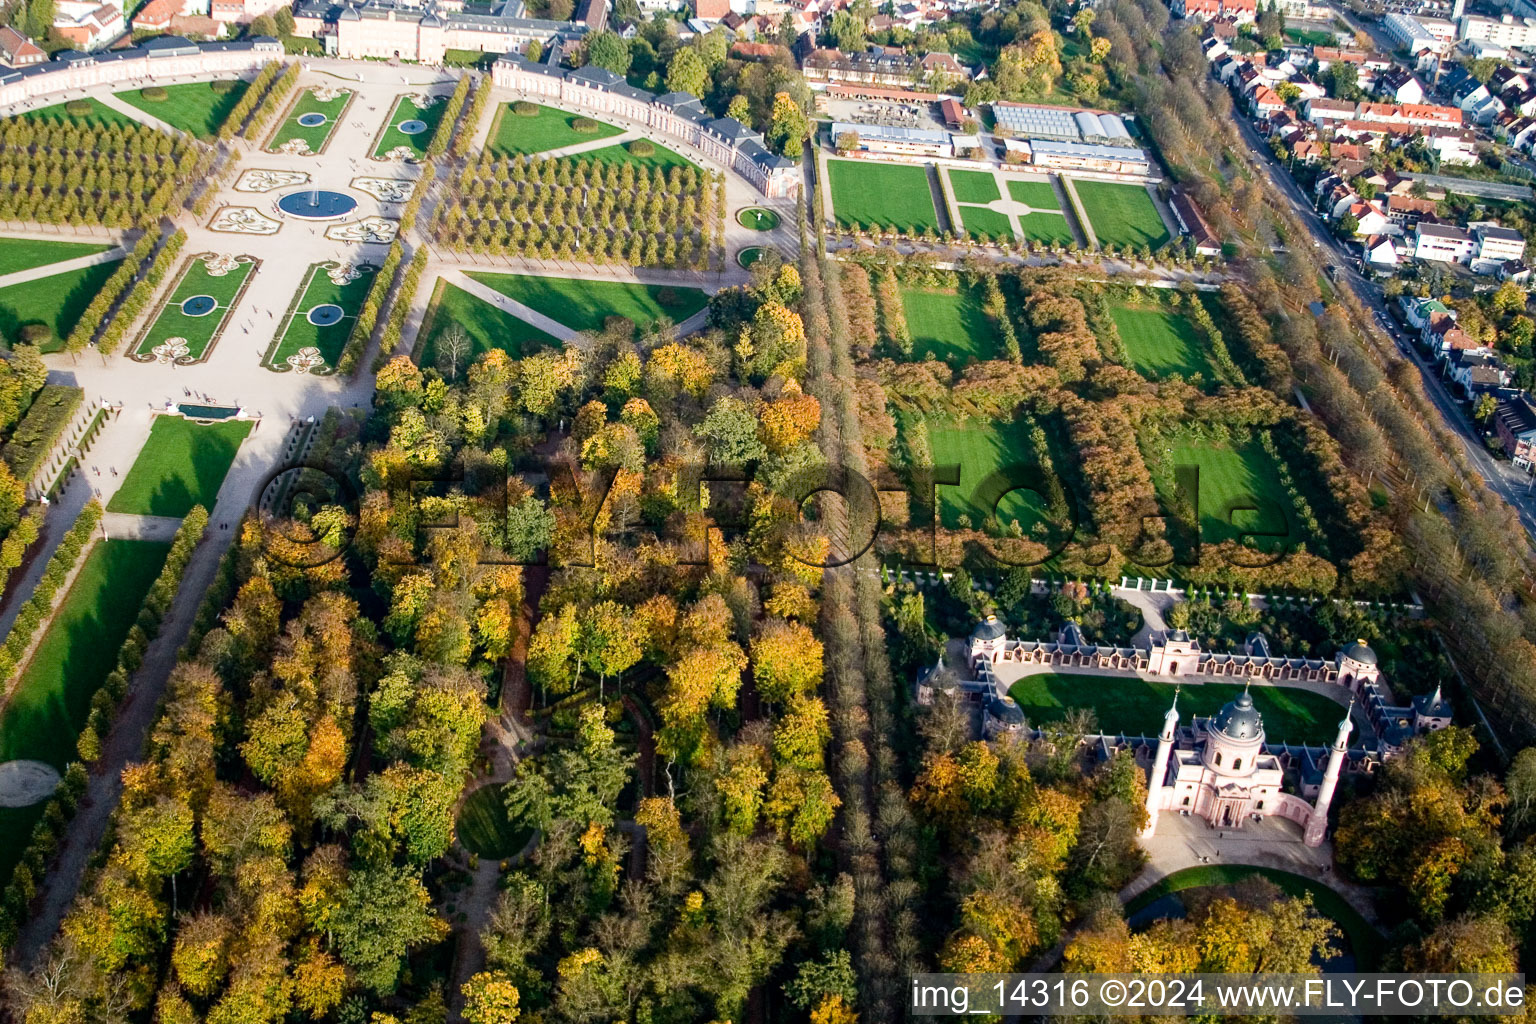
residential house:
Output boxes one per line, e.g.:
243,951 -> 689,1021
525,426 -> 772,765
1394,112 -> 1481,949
1503,114 -> 1536,151
1291,139 -> 1325,163
1347,201 -> 1391,236
1400,295 -> 1453,329
1428,129 -> 1478,165
1376,66 -> 1425,104
1364,234 -> 1400,268
1502,259 -> 1532,283
1386,193 -> 1439,228
53,3 -> 124,49
0,26 -> 44,67
1446,350 -> 1511,395
1495,394 -> 1536,471
1251,85 -> 1286,115
1288,73 -> 1326,100
1452,78 -> 1505,124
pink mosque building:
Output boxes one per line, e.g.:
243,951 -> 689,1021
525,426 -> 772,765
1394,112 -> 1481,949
918,615 -> 1454,847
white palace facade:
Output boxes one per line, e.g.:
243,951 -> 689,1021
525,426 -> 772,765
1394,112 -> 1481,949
0,35 -> 280,111
492,55 -> 802,199
917,615 -> 1454,847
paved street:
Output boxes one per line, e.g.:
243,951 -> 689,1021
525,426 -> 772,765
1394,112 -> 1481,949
1232,114 -> 1536,542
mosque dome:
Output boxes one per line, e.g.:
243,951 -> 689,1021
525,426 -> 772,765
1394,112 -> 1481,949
1212,691 -> 1264,741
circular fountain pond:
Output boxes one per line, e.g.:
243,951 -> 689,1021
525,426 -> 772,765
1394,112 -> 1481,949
277,189 -> 358,221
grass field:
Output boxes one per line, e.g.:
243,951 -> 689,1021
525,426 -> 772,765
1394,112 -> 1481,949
486,102 -> 623,157
1125,865 -> 1382,968
1005,179 -> 1076,244
0,539 -> 170,886
0,259 -> 124,353
1073,180 -> 1170,249
900,285 -> 994,361
263,262 -> 376,372
1164,440 -> 1293,547
456,783 -> 534,858
1007,179 -> 1062,210
737,208 -> 780,231
131,255 -> 255,362
578,141 -> 695,170
1284,26 -> 1336,45
20,98 -> 134,128
115,80 -> 249,140
373,93 -> 446,159
1007,672 -> 1342,744
828,160 -> 940,234
417,280 -> 561,369
919,417 -> 1050,531
1110,302 -> 1214,381
466,272 -> 708,334
107,417 -> 252,517
959,206 -> 1016,241
949,168 -> 1001,204
267,87 -> 351,154
0,238 -> 110,278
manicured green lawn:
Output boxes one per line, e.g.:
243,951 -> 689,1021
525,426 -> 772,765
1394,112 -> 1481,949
899,285 -> 994,361
0,238 -> 110,278
1125,865 -> 1382,969
920,417 -> 1049,531
373,93 -> 446,159
1284,26 -> 1336,45
132,255 -> 255,362
1018,212 -> 1075,245
0,538 -> 170,885
828,159 -> 940,234
486,102 -> 623,157
1007,179 -> 1062,211
107,417 -> 252,517
456,783 -> 534,858
737,208 -> 780,231
19,98 -> 135,128
1074,180 -> 1170,249
1111,302 -> 1214,381
1006,180 -> 1074,244
416,280 -> 561,369
1007,672 -> 1342,744
0,259 -> 124,353
578,141 -> 695,170
267,87 -> 351,154
1164,441 -> 1293,547
115,80 -> 249,140
263,262 -> 376,372
959,206 -> 1015,241
949,168 -> 1000,204
466,272 -> 708,333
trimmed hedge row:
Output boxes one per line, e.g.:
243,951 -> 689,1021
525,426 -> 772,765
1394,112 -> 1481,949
0,504 -> 209,951
1,386 -> 82,485
0,505 -> 46,604
0,500 -> 101,689
377,246 -> 428,365
451,75 -> 494,160
97,228 -> 187,357
400,161 -> 434,238
216,60 -> 282,141
62,232 -> 157,354
338,240 -> 403,376
426,74 -> 471,159
241,61 -> 302,142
